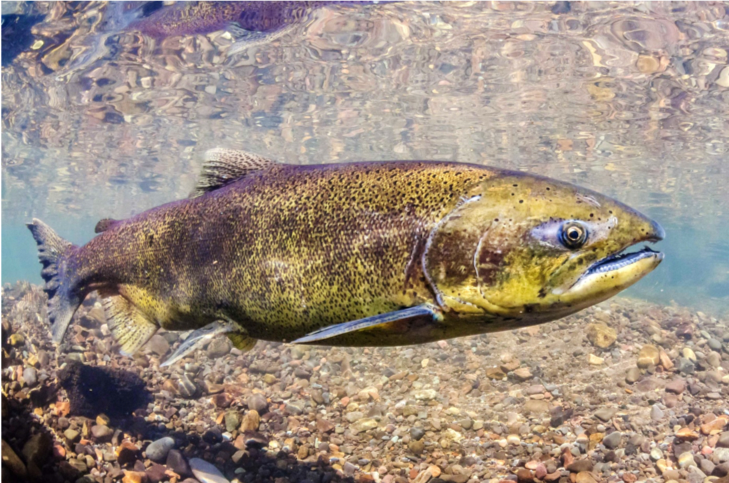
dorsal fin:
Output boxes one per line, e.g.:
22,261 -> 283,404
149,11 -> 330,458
95,218 -> 119,233
190,148 -> 278,198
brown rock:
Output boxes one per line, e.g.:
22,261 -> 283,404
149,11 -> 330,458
409,440 -> 425,455
486,367 -> 506,379
122,470 -> 147,483
586,323 -> 617,348
117,441 -> 140,466
524,400 -> 550,414
544,471 -> 561,482
316,418 -> 335,433
516,468 -> 534,483
675,428 -> 699,440
659,350 -> 674,370
575,471 -> 598,483
665,379 -> 686,394
701,416 -> 728,435
513,367 -> 532,380
637,345 -> 660,368
567,459 -> 593,473
240,410 -> 260,432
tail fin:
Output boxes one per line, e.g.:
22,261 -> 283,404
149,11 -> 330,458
26,219 -> 82,343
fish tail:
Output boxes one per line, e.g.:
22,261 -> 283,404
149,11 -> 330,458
26,218 -> 82,343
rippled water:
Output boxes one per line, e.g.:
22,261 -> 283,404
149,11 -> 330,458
2,1 -> 729,314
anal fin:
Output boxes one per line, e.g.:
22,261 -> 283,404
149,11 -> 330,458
103,295 -> 158,356
291,304 -> 441,345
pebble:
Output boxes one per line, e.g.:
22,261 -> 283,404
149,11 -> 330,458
145,335 -> 170,356
90,425 -> 113,443
412,389 -> 437,400
626,367 -> 641,383
247,393 -> 268,413
166,450 -> 191,478
718,431 -> 729,448
239,410 -> 260,431
650,404 -> 664,421
586,323 -> 617,348
206,337 -> 231,359
637,345 -> 660,368
594,407 -> 616,422
22,367 -> 37,387
603,431 -> 622,449
411,427 -> 425,441
665,379 -> 686,394
588,354 -> 603,365
190,458 -> 230,483
678,451 -> 696,468
146,437 -> 175,463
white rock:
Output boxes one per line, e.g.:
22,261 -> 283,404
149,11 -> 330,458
190,458 -> 230,483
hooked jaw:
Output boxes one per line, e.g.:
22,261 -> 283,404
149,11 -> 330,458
561,218 -> 665,302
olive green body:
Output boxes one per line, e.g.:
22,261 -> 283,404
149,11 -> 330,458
70,162 -> 497,345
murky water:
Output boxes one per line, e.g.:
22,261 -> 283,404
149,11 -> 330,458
2,1 -> 729,314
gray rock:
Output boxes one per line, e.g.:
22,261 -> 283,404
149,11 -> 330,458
700,458 -> 715,475
707,352 -> 721,368
145,334 -> 170,356
718,431 -> 729,449
146,437 -> 175,463
247,393 -> 268,414
411,427 -> 425,441
650,405 -> 664,421
603,431 -> 622,449
91,425 -> 113,443
22,367 -> 37,387
625,367 -> 641,384
166,450 -> 191,478
708,338 -> 723,350
715,447 -> 729,463
594,408 -> 616,422
206,338 -> 231,359
677,357 -> 695,375
190,458 -> 230,483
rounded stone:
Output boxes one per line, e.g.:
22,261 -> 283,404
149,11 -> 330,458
146,437 -> 175,463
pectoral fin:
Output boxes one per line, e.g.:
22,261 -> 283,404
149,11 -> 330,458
292,304 -> 441,345
161,321 -> 237,367
103,295 -> 158,356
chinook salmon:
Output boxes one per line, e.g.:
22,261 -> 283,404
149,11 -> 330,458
28,150 -> 664,366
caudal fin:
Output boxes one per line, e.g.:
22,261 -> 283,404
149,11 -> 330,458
26,219 -> 82,343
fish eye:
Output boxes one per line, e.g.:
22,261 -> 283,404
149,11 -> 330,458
559,221 -> 588,249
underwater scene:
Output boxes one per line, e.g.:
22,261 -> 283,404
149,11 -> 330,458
2,1 -> 729,483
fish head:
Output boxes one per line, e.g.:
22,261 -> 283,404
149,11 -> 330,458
424,171 -> 664,324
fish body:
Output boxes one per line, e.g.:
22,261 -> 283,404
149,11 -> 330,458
29,151 -> 664,362
126,1 -> 335,38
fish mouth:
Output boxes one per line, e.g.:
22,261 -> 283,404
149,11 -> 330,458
583,245 -> 664,277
